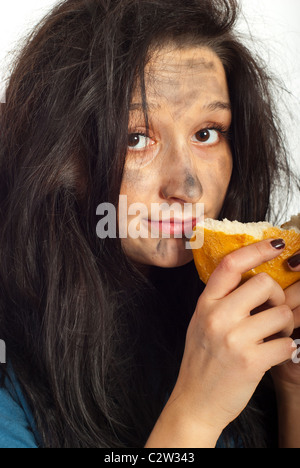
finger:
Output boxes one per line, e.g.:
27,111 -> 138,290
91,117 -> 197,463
204,238 -> 286,300
239,305 -> 294,343
293,306 -> 300,329
287,251 -> 300,271
285,280 -> 300,311
259,337 -> 295,369
222,275 -> 286,318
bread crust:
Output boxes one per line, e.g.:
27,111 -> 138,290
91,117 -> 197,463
191,219 -> 300,290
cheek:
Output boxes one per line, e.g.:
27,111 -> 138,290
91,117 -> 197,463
120,167 -> 145,198
201,152 -> 233,203
119,166 -> 157,238
120,163 -> 159,201
125,146 -> 160,170
217,153 -> 233,189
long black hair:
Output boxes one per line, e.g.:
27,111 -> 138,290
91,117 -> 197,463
0,0 -> 298,447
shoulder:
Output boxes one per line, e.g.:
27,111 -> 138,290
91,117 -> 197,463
0,366 -> 40,448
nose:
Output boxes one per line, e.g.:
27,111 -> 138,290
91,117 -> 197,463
160,144 -> 203,204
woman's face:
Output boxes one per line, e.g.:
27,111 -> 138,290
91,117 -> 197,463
119,46 -> 233,268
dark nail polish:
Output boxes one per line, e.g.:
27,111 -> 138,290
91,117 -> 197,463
288,254 -> 300,268
270,239 -> 285,250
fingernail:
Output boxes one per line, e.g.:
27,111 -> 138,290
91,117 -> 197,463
270,239 -> 286,250
288,254 -> 300,268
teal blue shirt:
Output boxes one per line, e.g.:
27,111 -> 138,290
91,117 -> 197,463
0,368 -> 40,448
0,368 -> 233,448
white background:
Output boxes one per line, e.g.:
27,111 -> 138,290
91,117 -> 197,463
0,0 -> 299,216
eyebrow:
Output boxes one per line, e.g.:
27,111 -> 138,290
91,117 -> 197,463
129,100 -> 231,112
203,101 -> 231,112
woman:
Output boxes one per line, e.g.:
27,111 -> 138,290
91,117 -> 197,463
0,0 -> 299,448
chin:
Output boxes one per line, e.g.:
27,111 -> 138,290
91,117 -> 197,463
160,256 -> 193,269
148,238 -> 194,268
123,237 -> 195,269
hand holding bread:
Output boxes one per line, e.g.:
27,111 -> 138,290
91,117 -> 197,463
191,214 -> 300,290
159,238 -> 295,447
150,217 -> 300,448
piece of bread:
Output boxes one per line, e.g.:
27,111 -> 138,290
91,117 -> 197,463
191,214 -> 300,290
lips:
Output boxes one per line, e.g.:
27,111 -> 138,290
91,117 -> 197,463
147,217 -> 198,237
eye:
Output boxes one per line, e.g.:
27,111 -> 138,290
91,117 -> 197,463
191,128 -> 219,145
128,133 -> 154,151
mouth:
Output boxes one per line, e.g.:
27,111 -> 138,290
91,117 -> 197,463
146,217 -> 199,237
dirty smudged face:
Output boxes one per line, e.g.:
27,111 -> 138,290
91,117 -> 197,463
119,46 -> 233,269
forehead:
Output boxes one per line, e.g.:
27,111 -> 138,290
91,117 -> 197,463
147,46 -> 219,75
131,46 -> 229,112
